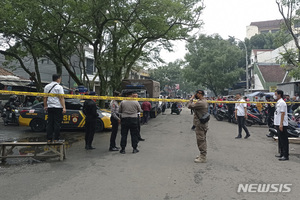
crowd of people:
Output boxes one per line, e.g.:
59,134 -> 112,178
4,74 -> 295,163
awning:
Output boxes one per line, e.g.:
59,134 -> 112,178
0,80 -> 31,87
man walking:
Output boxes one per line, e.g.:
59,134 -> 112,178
141,100 -> 151,124
44,74 -> 66,143
274,90 -> 289,161
83,91 -> 99,150
235,93 -> 250,139
109,91 -> 121,151
188,90 -> 209,163
119,91 -> 143,154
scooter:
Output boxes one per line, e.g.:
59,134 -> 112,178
268,118 -> 300,137
245,110 -> 267,126
215,107 -> 235,122
171,103 -> 182,115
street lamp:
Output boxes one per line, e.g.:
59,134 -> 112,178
231,36 -> 249,93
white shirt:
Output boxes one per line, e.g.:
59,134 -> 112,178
274,98 -> 288,126
44,81 -> 64,108
235,99 -> 247,116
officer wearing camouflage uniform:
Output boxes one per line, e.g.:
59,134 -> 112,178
188,90 -> 209,163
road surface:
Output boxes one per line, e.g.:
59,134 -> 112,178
1,108 -> 300,200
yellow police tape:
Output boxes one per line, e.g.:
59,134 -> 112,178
0,90 -> 297,104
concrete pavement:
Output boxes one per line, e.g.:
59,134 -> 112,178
1,108 -> 300,200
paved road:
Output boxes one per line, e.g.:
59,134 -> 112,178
1,108 -> 300,200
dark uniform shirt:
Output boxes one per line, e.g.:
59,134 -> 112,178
83,100 -> 99,119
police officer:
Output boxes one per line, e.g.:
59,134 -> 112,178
188,90 -> 209,163
83,91 -> 99,150
119,91 -> 143,154
109,91 -> 121,151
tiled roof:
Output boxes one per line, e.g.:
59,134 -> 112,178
250,19 -> 284,30
0,67 -> 14,76
258,64 -> 286,83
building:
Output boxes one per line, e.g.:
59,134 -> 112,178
246,19 -> 283,39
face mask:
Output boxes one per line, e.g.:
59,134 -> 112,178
273,95 -> 277,100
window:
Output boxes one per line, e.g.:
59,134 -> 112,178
86,58 -> 94,75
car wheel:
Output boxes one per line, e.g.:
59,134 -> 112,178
30,118 -> 46,132
95,119 -> 104,132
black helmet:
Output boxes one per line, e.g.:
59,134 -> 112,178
9,95 -> 17,101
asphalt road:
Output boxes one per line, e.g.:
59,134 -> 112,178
1,108 -> 300,200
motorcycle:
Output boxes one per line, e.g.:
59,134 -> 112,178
1,104 -> 20,126
215,107 -> 235,122
268,118 -> 300,137
245,109 -> 267,126
171,103 -> 182,115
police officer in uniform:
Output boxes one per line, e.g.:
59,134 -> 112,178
83,91 -> 99,150
188,90 -> 209,163
119,91 -> 143,154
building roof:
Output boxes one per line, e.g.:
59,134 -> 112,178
252,49 -> 274,56
250,19 -> 284,30
0,66 -> 14,76
258,64 -> 286,83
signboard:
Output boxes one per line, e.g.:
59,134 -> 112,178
269,86 -> 277,92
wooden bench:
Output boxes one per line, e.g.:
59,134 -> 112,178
273,137 -> 300,144
0,141 -> 66,163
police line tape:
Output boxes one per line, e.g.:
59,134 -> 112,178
0,90 -> 296,104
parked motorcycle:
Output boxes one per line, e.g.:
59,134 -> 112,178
215,107 -> 237,124
245,110 -> 267,126
268,118 -> 300,138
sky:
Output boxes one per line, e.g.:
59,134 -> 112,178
161,0 -> 284,63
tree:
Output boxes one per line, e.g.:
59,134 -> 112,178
62,0 -> 204,97
276,0 -> 300,79
184,34 -> 244,96
0,0 -> 84,91
150,60 -> 200,95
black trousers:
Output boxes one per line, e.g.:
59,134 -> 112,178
237,116 -> 250,137
276,126 -> 289,158
110,117 -> 119,148
46,108 -> 63,140
143,111 -> 150,124
85,117 -> 96,146
120,117 -> 139,149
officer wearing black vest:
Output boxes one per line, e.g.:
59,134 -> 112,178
83,91 -> 99,150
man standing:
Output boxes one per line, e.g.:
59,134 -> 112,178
235,93 -> 250,139
44,74 -> 66,143
188,90 -> 209,163
274,90 -> 289,161
227,96 -> 235,123
119,91 -> 143,154
141,100 -> 151,124
109,91 -> 121,151
83,91 -> 99,150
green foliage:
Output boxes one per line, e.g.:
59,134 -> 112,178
150,60 -> 200,94
184,34 -> 244,96
0,0 -> 204,96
